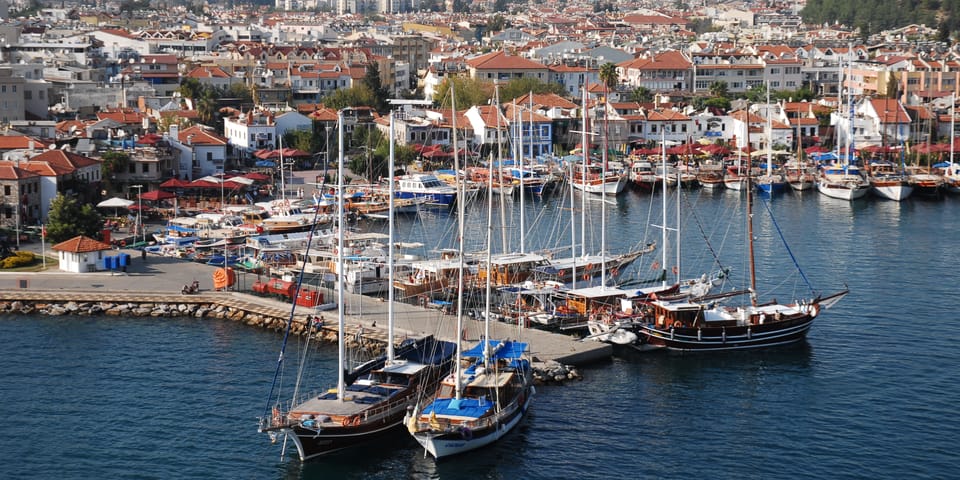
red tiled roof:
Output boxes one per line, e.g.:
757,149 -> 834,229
0,135 -> 49,150
19,160 -> 72,177
0,161 -> 41,180
30,150 -> 100,171
871,98 -> 910,123
51,235 -> 113,253
178,125 -> 227,145
467,51 -> 547,70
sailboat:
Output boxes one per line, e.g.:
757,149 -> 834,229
634,171 -> 848,352
407,83 -> 535,458
258,110 -> 456,461
570,84 -> 628,196
755,91 -> 786,195
818,59 -> 869,201
869,137 -> 914,201
937,94 -> 959,194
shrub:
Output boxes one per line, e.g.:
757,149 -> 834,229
1,251 -> 36,269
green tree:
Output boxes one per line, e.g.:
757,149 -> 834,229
177,77 -> 203,100
499,77 -> 567,102
323,84 -> 378,110
489,14 -> 507,32
196,88 -> 221,126
226,82 -> 254,105
709,80 -> 730,99
363,63 -> 390,111
99,151 -> 130,195
46,194 -> 104,243
629,86 -> 653,103
704,96 -> 731,111
434,77 -> 494,109
745,83 -> 768,103
599,62 -> 619,93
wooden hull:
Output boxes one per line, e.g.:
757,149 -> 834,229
637,314 -> 814,352
411,385 -> 534,459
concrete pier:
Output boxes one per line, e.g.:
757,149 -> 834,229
0,250 -> 611,366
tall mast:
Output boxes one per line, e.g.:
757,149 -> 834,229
485,96 -> 496,369
766,82 -> 773,177
660,128 -> 668,287
386,110 -> 395,362
600,86 -> 608,288
518,97 -> 525,253
451,81 -> 464,400
580,83 -> 588,257
951,93 -> 956,166
336,110 -> 346,400
495,84 -> 507,252
569,124 -> 577,289
745,105 -> 757,305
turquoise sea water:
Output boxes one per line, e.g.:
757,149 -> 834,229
1,189 -> 957,479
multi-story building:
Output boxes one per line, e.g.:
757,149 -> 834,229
0,161 -> 41,229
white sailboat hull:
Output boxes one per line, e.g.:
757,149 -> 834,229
817,182 -> 870,200
413,392 -> 534,459
572,175 -> 628,195
871,184 -> 914,201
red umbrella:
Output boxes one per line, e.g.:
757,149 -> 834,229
159,178 -> 191,188
243,172 -> 270,182
805,146 -> 828,154
139,190 -> 176,201
188,179 -> 220,189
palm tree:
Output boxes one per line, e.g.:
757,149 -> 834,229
599,62 -> 619,94
709,80 -> 729,99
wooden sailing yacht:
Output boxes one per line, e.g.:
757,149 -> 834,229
633,169 -> 848,352
258,110 -> 455,460
407,82 -> 535,458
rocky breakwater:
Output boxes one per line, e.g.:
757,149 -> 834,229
0,299 -> 586,383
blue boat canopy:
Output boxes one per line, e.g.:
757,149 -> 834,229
462,340 -> 528,360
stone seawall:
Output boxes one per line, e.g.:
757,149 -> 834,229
0,296 -> 581,384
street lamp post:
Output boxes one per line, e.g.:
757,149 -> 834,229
131,184 -> 143,246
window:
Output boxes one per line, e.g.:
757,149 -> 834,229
141,163 -> 149,174
4,186 -> 9,195
24,90 -> 31,100
128,164 -> 136,174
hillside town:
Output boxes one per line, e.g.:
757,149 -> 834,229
0,0 -> 958,231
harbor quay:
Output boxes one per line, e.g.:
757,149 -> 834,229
0,248 -> 608,379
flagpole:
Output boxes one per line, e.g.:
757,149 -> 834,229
41,224 -> 46,269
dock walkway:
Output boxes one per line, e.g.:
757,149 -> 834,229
0,249 -> 610,366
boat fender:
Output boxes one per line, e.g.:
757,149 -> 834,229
459,426 -> 473,440
353,415 -> 362,426
341,416 -> 351,427
673,321 -> 683,328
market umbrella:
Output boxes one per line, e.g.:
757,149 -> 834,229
159,178 -> 191,188
96,197 -> 135,216
139,190 -> 176,201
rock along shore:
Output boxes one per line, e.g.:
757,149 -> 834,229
0,296 -> 581,385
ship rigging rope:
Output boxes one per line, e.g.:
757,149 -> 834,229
756,195 -> 815,294
261,156 -> 331,423
680,189 -> 728,275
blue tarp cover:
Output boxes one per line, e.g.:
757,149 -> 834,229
166,224 -> 197,233
423,397 -> 493,418
461,340 -> 528,360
